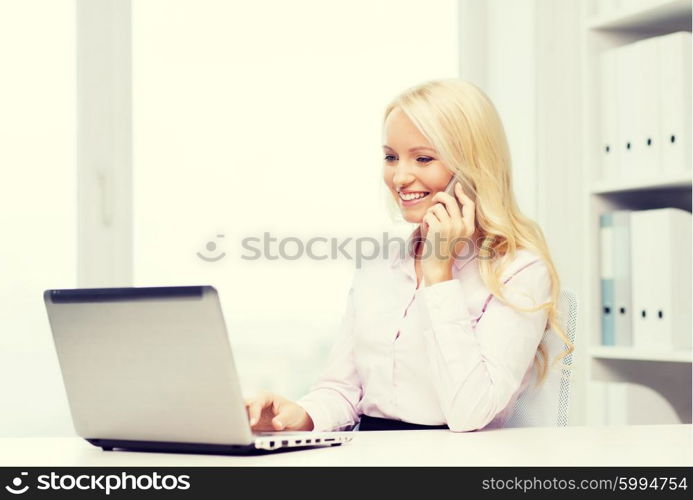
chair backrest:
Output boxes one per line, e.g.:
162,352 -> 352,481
505,289 -> 578,427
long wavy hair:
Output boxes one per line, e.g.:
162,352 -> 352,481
382,78 -> 574,386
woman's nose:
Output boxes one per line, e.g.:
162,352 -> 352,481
391,162 -> 416,187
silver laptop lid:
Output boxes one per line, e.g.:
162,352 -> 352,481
44,286 -> 253,446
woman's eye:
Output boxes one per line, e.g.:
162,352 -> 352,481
383,155 -> 433,163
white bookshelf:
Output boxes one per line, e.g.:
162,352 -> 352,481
587,0 -> 691,31
580,0 -> 692,425
590,346 -> 692,363
590,172 -> 692,194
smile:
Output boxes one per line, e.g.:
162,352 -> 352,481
398,191 -> 430,206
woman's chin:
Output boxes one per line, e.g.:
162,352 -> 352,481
399,206 -> 427,224
401,214 -> 423,224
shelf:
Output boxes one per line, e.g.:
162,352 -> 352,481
591,346 -> 692,363
591,173 -> 692,194
590,352 -> 692,423
581,0 -> 693,426
587,0 -> 692,32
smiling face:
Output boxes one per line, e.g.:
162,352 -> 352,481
382,107 -> 454,224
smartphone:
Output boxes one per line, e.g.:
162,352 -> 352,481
443,174 -> 474,210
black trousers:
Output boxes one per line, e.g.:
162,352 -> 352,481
358,414 -> 448,431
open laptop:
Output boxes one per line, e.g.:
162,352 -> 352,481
43,285 -> 353,454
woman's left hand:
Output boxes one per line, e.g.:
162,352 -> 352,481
420,182 -> 476,285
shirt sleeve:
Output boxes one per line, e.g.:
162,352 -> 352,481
295,280 -> 362,432
412,257 -> 551,432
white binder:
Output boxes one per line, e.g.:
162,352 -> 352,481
630,210 -> 657,348
634,37 -> 660,178
615,43 -> 641,179
651,208 -> 692,351
599,48 -> 619,181
658,31 -> 692,174
631,208 -> 692,351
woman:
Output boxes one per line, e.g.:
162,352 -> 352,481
245,79 -> 572,432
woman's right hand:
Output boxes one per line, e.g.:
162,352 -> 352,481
244,391 -> 314,432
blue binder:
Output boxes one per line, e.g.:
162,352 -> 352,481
600,213 -> 615,345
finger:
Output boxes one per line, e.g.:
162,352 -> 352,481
422,213 -> 439,232
270,397 -> 278,413
266,395 -> 288,430
427,206 -> 449,236
429,203 -> 450,225
455,184 -> 475,211
272,405 -> 293,431
247,394 -> 271,426
455,186 -> 476,236
271,417 -> 285,431
423,211 -> 439,225
247,401 -> 262,426
432,190 -> 462,220
454,181 -> 474,202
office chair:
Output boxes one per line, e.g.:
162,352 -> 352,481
505,288 -> 578,427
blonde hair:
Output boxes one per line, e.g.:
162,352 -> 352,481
382,78 -> 574,386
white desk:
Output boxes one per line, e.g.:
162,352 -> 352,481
1,425 -> 690,466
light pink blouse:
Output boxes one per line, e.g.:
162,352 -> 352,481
297,229 -> 552,432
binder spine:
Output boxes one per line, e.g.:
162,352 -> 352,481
600,213 -> 615,346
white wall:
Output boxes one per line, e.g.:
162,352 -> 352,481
0,0 -> 76,436
131,0 -> 459,400
460,0 -> 538,220
76,0 -> 133,288
486,0 -> 539,219
533,0 -> 585,425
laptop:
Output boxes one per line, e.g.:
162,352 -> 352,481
43,285 -> 353,454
